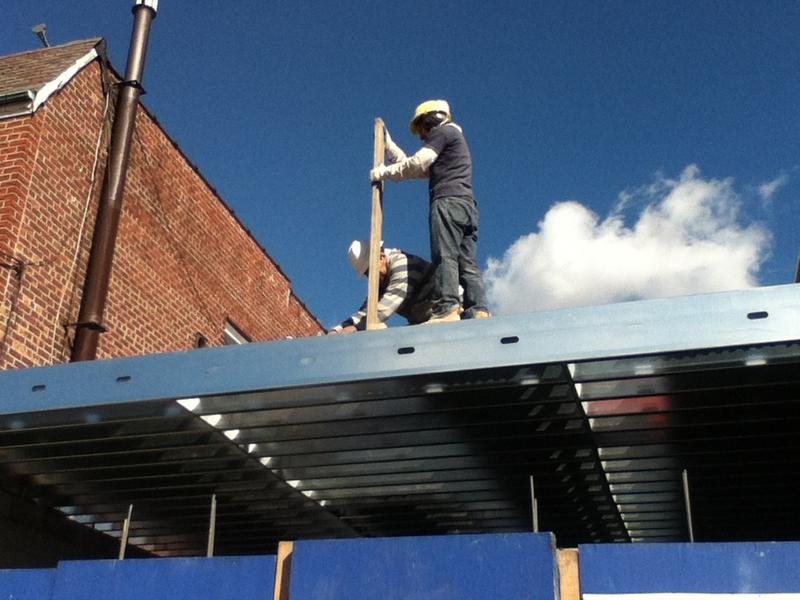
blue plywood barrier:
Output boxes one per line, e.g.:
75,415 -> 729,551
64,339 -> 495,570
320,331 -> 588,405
0,568 -> 55,599
49,555 -> 276,600
288,532 -> 558,600
580,542 -> 800,595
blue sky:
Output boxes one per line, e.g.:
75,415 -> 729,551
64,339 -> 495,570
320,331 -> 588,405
5,1 -> 799,328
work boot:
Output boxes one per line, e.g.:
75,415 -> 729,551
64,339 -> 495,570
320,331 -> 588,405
423,307 -> 461,324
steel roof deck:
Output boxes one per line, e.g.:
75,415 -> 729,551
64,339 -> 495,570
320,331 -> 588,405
1,284 -> 799,556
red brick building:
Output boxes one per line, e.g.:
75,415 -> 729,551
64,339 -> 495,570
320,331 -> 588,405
0,39 -> 322,371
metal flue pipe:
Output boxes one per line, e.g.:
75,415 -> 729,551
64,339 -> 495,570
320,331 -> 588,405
71,0 -> 158,362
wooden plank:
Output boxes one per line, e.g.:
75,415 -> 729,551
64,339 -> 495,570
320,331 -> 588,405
273,540 -> 294,600
366,118 -> 385,330
557,548 -> 581,600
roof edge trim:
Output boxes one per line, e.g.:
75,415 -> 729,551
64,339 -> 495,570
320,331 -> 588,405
31,46 -> 99,113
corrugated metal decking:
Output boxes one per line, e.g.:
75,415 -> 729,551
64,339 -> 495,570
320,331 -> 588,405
1,284 -> 799,556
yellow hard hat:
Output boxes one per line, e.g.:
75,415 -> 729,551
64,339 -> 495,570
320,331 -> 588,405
409,99 -> 451,135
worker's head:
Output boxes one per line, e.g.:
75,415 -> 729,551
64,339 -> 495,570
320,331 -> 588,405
348,240 -> 387,279
409,99 -> 451,139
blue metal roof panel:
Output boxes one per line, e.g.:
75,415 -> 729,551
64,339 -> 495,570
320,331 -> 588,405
0,284 -> 799,556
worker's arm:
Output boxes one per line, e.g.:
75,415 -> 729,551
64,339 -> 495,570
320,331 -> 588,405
327,323 -> 357,334
371,125 -> 436,182
373,253 -> 410,318
329,306 -> 366,333
330,253 -> 410,331
384,129 -> 407,163
371,146 -> 437,182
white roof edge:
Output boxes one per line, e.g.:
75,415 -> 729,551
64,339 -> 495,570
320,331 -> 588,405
31,46 -> 100,113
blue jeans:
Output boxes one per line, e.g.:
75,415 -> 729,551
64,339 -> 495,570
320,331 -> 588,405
429,196 -> 489,317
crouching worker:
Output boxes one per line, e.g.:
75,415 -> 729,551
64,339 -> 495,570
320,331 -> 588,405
328,240 -> 440,333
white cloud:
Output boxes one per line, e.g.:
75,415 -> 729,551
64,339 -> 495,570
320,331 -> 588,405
757,174 -> 789,202
485,165 -> 771,314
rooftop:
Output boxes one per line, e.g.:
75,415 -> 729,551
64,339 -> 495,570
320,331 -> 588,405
0,38 -> 102,118
1,284 -> 799,556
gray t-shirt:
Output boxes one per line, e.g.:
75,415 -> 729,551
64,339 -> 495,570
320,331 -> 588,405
424,122 -> 474,201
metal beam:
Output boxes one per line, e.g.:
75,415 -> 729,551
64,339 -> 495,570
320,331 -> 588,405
5,285 -> 800,415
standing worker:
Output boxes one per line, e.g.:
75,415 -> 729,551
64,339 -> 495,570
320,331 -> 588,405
329,240 -> 439,333
370,100 -> 490,323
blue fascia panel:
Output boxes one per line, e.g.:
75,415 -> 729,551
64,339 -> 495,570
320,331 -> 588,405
0,568 -> 56,599
289,532 -> 557,600
50,555 -> 276,600
579,542 -> 800,593
1,284 -> 799,416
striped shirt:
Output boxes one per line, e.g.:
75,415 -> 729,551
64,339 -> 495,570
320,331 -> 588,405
341,248 -> 435,329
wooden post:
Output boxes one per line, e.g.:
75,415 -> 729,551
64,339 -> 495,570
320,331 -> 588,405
273,541 -> 294,600
557,549 -> 581,600
207,493 -> 217,557
366,118 -> 385,330
118,504 -> 133,560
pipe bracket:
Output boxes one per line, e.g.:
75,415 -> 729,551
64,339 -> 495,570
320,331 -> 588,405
116,79 -> 146,94
67,321 -> 108,333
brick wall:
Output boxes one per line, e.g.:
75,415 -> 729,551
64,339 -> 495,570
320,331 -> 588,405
0,59 -> 322,370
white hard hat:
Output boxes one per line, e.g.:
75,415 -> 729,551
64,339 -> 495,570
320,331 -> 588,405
348,240 -> 377,276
